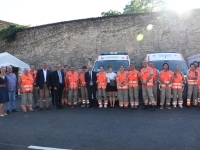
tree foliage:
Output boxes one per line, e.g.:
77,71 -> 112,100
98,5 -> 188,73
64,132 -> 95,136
0,24 -> 29,42
101,0 -> 167,17
123,0 -> 167,14
101,9 -> 121,17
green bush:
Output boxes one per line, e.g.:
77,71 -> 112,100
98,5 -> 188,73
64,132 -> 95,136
0,24 -> 29,42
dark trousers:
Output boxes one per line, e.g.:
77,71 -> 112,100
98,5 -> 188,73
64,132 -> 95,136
55,84 -> 63,108
87,85 -> 97,107
51,88 -> 55,105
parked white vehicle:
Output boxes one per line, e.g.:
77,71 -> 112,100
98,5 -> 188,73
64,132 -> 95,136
93,52 -> 130,73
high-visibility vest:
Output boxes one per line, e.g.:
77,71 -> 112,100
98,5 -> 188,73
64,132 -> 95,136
140,66 -> 153,87
80,73 -> 86,87
128,70 -> 139,88
160,70 -> 173,88
152,68 -> 158,80
172,72 -> 183,90
117,71 -> 128,90
64,76 -> 68,92
96,72 -> 107,90
197,68 -> 200,85
20,74 -> 34,93
28,71 -> 37,83
68,72 -> 79,90
187,70 -> 198,85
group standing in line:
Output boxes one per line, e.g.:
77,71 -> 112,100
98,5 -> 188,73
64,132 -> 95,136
0,60 -> 200,116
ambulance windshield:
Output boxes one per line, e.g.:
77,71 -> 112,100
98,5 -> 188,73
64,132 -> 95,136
151,60 -> 188,75
93,60 -> 129,73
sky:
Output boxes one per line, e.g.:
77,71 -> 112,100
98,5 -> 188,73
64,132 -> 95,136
0,0 -> 200,27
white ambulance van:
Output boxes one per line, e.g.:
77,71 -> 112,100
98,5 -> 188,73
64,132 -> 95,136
93,52 -> 130,73
145,52 -> 188,75
187,54 -> 200,67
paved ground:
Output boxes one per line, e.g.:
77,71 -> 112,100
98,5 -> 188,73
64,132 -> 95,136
0,96 -> 200,150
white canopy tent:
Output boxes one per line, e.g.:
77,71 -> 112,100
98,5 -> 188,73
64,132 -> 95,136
0,52 -> 29,73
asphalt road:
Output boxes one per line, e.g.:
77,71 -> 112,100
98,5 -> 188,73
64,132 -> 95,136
0,97 -> 200,150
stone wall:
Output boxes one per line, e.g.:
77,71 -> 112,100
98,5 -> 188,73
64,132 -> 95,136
1,10 -> 200,69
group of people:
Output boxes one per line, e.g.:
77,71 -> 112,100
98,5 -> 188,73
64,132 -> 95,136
0,60 -> 200,116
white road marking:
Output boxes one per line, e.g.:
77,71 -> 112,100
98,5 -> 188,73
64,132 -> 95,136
28,145 -> 71,150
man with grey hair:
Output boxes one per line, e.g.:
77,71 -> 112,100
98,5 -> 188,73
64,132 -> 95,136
5,65 -> 18,114
36,62 -> 52,110
19,68 -> 34,112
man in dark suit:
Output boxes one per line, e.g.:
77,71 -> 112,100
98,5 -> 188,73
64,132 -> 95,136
36,62 -> 52,110
52,64 -> 65,110
85,65 -> 97,108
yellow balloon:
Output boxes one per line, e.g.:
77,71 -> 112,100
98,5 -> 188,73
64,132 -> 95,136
136,34 -> 144,41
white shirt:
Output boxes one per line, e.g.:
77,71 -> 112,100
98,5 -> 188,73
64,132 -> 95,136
106,72 -> 117,83
43,69 -> 47,82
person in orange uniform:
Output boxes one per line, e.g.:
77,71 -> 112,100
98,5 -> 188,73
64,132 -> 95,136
187,63 -> 198,107
128,63 -> 139,109
19,68 -> 34,112
96,66 -> 108,108
149,62 -> 159,106
193,61 -> 200,106
80,66 -> 89,107
116,65 -> 128,108
77,68 -> 82,104
172,65 -> 184,108
28,64 -> 38,108
68,66 -> 79,108
140,61 -> 155,111
159,63 -> 173,109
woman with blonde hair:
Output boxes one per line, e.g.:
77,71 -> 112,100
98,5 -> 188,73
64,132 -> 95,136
0,66 -> 9,117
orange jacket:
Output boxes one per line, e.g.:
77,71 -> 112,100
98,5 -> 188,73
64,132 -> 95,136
20,74 -> 34,93
117,71 -> 128,90
28,71 -> 37,83
140,66 -> 153,87
187,70 -> 197,85
196,68 -> 200,85
80,73 -> 86,87
128,70 -> 139,88
152,68 -> 158,80
160,70 -> 173,88
96,72 -> 107,90
67,72 -> 79,90
172,72 -> 183,90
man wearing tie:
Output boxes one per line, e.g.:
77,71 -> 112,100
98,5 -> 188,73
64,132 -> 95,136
52,64 -> 65,110
36,62 -> 52,110
85,65 -> 97,108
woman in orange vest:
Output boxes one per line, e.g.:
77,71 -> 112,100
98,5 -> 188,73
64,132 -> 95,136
19,68 -> 34,112
172,65 -> 184,108
96,66 -> 108,108
80,66 -> 89,107
140,61 -> 155,111
128,63 -> 139,109
159,63 -> 173,109
68,66 -> 79,108
187,63 -> 198,107
116,65 -> 128,108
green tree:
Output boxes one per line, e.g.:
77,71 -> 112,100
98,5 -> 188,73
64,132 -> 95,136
123,0 -> 167,14
101,9 -> 121,17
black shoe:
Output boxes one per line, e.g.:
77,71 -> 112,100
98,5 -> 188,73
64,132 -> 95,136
38,108 -> 43,111
35,106 -> 39,109
6,110 -> 10,114
187,106 -> 191,108
46,107 -> 51,110
12,109 -> 18,112
150,105 -> 155,111
59,107 -> 65,109
124,106 -> 128,109
142,106 -> 148,110
56,107 -> 60,110
120,106 -> 123,109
